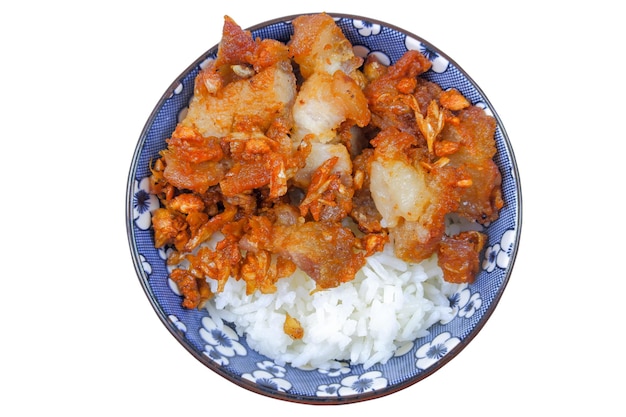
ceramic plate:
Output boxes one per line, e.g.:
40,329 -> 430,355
126,13 -> 522,404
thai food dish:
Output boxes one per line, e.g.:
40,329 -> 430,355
147,13 -> 503,369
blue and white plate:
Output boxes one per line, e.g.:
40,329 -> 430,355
126,13 -> 522,404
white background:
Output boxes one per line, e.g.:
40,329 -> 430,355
2,0 -> 623,415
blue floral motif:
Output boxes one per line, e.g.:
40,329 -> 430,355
449,285 -> 470,318
337,371 -> 387,395
459,292 -> 482,318
242,362 -> 292,392
132,177 -> 159,230
168,314 -> 187,333
257,360 -> 287,378
415,332 -> 460,370
317,361 -> 351,377
393,341 -> 414,357
139,254 -> 152,276
157,246 -> 168,261
352,20 -> 381,37
444,285 -> 482,321
483,229 -> 516,272
200,316 -> 246,366
404,37 -> 449,73
167,82 -> 184,100
448,285 -> 469,312
317,383 -> 341,397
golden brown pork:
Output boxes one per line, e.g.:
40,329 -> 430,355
149,13 -> 503,310
361,49 -> 502,281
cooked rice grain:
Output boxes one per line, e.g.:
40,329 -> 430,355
207,244 -> 460,369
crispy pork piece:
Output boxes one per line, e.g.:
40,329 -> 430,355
437,231 -> 487,284
363,47 -> 502,275
364,50 -> 432,137
298,155 -> 353,223
289,12 -> 363,79
183,57 -> 296,139
291,70 -> 370,143
150,13 -> 505,304
184,61 -> 296,138
161,16 -> 304,201
288,12 -> 370,152
439,106 -> 504,223
271,221 -> 366,290
160,125 -> 227,194
238,212 -> 366,291
287,12 -> 369,231
293,142 -> 352,188
181,14 -> 297,141
167,193 -> 205,214
151,208 -> 189,250
368,128 -> 461,229
169,269 -> 211,309
368,127 -> 462,263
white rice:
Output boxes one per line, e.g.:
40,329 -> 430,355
206,243 -> 461,370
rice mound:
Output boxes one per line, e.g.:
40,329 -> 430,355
206,244 -> 461,370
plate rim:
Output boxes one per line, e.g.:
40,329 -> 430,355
125,11 -> 523,405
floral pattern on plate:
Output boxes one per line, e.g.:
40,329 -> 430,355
127,14 -> 521,404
